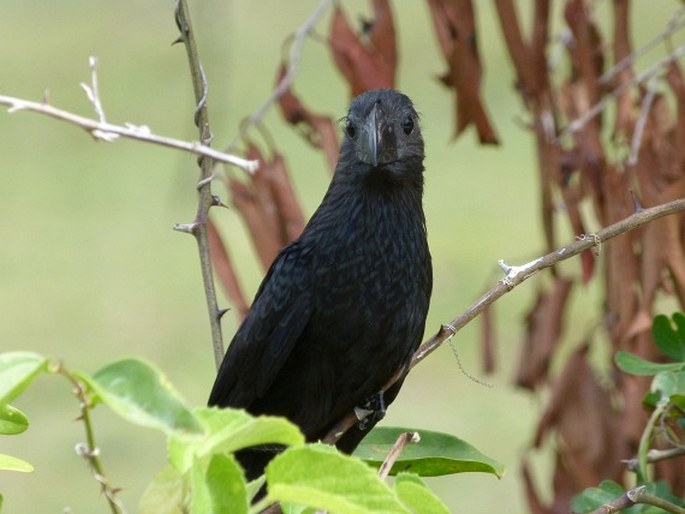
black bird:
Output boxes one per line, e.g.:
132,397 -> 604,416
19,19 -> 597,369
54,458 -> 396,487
209,88 -> 432,480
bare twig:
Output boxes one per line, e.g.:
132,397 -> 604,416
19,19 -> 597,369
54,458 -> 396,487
324,198 -> 685,444
55,364 -> 125,514
80,56 -> 108,123
624,447 -> 685,470
627,76 -> 658,166
559,44 -> 685,140
378,432 -> 420,480
587,485 -> 685,514
0,94 -> 256,172
174,0 -> 229,369
599,7 -> 685,85
225,0 -> 335,151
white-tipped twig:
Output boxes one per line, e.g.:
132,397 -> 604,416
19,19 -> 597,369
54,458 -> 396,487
378,432 -> 421,480
0,94 -> 257,172
80,56 -> 108,124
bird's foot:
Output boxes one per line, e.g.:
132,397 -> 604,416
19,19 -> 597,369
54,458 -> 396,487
354,391 -> 386,431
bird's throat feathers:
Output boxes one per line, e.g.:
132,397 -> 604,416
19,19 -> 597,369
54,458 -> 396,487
309,169 -> 427,249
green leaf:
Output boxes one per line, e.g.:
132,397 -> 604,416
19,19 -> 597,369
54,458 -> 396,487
353,426 -> 505,478
652,314 -> 685,361
266,443 -> 410,514
82,358 -> 201,436
0,352 -> 48,405
168,407 -> 304,474
572,481 -> 685,514
191,454 -> 247,514
0,453 -> 33,473
0,404 -> 28,435
651,370 -> 685,402
139,465 -> 187,514
571,480 -> 624,513
614,351 -> 685,376
394,473 -> 449,514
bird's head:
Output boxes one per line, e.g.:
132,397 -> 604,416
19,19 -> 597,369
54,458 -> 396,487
338,89 -> 424,187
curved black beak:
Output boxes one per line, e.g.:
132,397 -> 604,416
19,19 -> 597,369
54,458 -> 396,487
358,102 -> 398,166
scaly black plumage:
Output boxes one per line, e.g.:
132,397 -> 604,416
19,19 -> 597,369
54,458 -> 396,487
208,88 -> 432,480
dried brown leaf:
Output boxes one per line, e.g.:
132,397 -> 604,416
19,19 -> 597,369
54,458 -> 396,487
639,180 -> 685,311
329,5 -> 395,97
307,113 -> 340,174
228,177 -> 282,271
426,0 -> 498,144
516,277 -> 573,390
534,347 -> 626,488
521,460 -> 551,514
611,0 -> 635,136
276,64 -> 340,173
493,0 -> 549,103
601,167 -> 639,343
556,152 -> 595,283
564,0 -> 604,103
493,0 -> 535,99
265,151 -> 307,242
369,0 -> 396,73
207,218 -> 250,320
667,59 -> 685,171
530,0 -> 551,96
246,142 -> 281,246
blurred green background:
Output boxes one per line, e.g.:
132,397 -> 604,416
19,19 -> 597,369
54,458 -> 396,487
1,1 -> 682,512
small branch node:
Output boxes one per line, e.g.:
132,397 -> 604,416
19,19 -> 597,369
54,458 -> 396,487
75,442 -> 100,458
172,222 -> 200,235
498,258 -> 541,286
626,485 -> 647,503
91,129 -> 120,142
124,122 -> 152,136
576,233 -> 602,255
441,323 -> 457,337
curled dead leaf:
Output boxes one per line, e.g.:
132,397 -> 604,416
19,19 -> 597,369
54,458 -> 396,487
426,0 -> 498,144
276,63 -> 340,173
329,2 -> 396,98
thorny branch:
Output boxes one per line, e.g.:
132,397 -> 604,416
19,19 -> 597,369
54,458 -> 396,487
173,0 -> 228,370
324,198 -> 685,444
55,364 -> 125,514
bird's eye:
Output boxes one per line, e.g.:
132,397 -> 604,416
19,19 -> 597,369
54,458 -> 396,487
401,116 -> 414,135
345,122 -> 356,139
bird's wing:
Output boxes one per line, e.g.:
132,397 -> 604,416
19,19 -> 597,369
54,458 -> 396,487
208,242 -> 313,408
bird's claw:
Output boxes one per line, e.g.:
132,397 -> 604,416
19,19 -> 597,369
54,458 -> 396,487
355,391 -> 386,431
